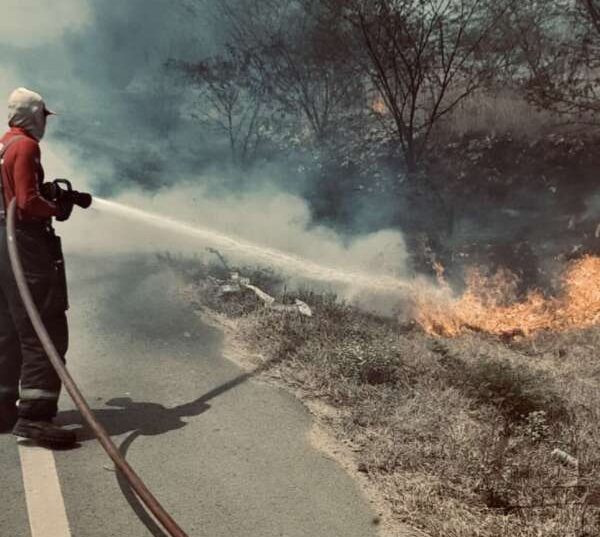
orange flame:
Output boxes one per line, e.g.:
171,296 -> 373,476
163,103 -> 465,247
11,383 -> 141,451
371,96 -> 387,115
414,255 -> 600,337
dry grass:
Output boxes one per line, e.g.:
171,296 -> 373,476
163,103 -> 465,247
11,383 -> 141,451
439,89 -> 560,139
241,301 -> 600,537
164,257 -> 600,536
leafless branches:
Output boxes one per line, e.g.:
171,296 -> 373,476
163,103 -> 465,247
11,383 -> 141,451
176,0 -> 600,171
217,0 -> 363,142
313,0 -> 515,172
512,0 -> 600,118
169,52 -> 269,167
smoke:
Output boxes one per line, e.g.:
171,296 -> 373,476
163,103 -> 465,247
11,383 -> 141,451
0,0 -> 91,48
0,1 -> 365,211
41,139 -> 400,269
63,184 -> 408,278
0,0 -> 223,193
585,193 -> 600,221
0,0 -> 412,307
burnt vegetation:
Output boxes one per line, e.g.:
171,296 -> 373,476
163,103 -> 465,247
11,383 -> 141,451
159,252 -> 600,537
173,0 -> 600,287
162,2 -> 600,535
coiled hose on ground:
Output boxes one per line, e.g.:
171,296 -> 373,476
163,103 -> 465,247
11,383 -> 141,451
6,198 -> 189,537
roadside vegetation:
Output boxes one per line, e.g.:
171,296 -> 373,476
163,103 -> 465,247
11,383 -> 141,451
155,2 -> 600,535
159,254 -> 600,537
163,0 -> 600,284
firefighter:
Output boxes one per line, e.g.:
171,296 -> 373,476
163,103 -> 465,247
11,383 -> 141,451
0,88 -> 76,448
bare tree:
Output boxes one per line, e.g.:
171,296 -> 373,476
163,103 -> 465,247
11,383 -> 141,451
317,0 -> 514,173
511,0 -> 600,119
215,0 -> 364,144
582,0 -> 600,32
169,51 -> 269,167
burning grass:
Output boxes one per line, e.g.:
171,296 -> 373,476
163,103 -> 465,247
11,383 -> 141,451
163,255 -> 600,537
414,255 -> 600,337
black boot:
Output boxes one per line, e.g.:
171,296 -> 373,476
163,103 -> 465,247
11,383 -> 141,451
0,402 -> 17,433
13,418 -> 76,448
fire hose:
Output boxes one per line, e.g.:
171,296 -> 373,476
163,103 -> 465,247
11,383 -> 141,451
6,198 -> 190,537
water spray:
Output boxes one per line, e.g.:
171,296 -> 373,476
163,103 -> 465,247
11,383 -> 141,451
93,197 -> 411,294
6,189 -> 412,537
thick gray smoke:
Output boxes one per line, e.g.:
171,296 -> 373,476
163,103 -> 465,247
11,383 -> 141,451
45,142 -> 407,278
0,0 -> 227,193
0,0 -> 411,299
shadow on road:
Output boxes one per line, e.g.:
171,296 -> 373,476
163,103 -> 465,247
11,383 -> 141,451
56,369 -> 261,442
57,364 -> 274,536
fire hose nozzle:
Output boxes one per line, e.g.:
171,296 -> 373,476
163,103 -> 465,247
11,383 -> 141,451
72,190 -> 93,209
45,179 -> 93,209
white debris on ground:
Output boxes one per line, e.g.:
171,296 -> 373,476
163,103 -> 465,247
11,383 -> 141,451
220,272 -> 313,317
551,448 -> 579,469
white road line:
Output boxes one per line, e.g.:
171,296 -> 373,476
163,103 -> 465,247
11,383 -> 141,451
18,443 -> 72,537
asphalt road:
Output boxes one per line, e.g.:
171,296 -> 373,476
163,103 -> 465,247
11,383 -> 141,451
0,255 -> 379,537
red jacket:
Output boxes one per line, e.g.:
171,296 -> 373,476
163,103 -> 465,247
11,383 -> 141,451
0,127 -> 57,222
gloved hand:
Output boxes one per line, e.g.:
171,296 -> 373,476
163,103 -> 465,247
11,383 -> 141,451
55,197 -> 74,222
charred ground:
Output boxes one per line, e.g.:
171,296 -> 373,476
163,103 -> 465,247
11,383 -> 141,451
422,132 -> 600,292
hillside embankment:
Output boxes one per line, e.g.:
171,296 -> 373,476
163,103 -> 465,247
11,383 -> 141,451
160,129 -> 600,537
161,249 -> 599,537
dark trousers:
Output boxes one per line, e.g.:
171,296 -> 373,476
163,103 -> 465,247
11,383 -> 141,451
0,224 -> 69,420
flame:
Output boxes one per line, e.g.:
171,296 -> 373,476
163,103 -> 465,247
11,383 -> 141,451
414,256 -> 600,337
371,96 -> 387,115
